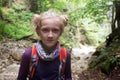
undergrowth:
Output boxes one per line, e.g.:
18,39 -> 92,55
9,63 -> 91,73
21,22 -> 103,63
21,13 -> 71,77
89,41 -> 120,75
0,4 -> 34,40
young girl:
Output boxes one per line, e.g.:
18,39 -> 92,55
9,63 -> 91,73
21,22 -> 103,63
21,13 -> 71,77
17,10 -> 72,80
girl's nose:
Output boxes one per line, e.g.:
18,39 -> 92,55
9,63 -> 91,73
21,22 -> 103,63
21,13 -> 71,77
48,31 -> 53,38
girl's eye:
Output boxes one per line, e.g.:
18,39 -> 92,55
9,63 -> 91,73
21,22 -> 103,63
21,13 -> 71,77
41,28 -> 49,32
41,28 -> 60,33
52,29 -> 59,33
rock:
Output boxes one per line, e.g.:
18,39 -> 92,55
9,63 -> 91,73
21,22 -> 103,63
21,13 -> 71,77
0,64 -> 19,80
0,39 -> 32,80
71,45 -> 96,73
10,48 -> 25,61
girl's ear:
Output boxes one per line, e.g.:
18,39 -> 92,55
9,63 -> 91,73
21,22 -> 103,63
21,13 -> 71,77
60,31 -> 63,36
60,29 -> 64,36
36,26 -> 40,36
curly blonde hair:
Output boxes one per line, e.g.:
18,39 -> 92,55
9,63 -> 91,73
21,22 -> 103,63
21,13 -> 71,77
31,10 -> 68,32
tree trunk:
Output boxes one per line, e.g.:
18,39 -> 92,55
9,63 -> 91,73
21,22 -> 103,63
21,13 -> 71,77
106,1 -> 120,46
29,0 -> 38,13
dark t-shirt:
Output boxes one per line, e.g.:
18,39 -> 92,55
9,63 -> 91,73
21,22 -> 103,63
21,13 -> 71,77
17,47 -> 72,80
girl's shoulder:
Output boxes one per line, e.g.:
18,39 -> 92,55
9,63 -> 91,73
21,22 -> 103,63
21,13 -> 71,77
22,47 -> 32,61
65,49 -> 71,60
24,47 -> 32,55
66,49 -> 72,55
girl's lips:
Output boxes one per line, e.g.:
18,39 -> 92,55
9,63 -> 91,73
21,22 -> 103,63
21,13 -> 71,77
47,40 -> 54,42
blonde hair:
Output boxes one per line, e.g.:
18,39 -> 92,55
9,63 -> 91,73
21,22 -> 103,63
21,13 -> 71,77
31,10 -> 68,31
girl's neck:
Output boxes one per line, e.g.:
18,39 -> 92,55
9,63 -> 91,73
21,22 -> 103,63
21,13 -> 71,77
41,42 -> 57,54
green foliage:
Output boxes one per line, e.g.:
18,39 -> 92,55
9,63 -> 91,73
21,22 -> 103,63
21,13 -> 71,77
3,22 -> 32,39
27,0 -> 67,13
0,0 -> 112,47
89,41 -> 120,74
0,0 -> 8,7
0,3 -> 34,39
0,20 -> 6,35
65,0 -> 112,46
60,27 -> 75,48
0,8 -> 2,15
51,0 -> 66,12
12,3 -> 25,11
0,8 -> 6,41
99,55 -> 120,74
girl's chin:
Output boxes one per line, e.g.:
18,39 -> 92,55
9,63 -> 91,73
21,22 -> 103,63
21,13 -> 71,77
46,44 -> 55,48
42,41 -> 57,48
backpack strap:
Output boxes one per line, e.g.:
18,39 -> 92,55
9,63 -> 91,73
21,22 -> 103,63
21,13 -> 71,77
28,45 -> 39,80
59,47 -> 67,79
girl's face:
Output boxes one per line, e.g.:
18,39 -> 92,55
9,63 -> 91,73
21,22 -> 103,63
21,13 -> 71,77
36,18 -> 62,48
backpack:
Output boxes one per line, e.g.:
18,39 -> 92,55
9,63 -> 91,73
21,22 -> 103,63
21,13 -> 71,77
28,45 -> 67,80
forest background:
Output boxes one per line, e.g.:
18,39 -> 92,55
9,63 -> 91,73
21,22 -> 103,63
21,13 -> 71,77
1,0 -> 120,79
0,0 -> 112,47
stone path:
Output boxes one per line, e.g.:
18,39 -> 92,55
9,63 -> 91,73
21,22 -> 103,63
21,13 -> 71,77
71,45 -> 96,79
0,64 -> 19,80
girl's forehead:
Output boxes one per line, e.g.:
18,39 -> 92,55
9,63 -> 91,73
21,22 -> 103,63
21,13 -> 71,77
40,18 -> 63,30
41,18 -> 62,25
